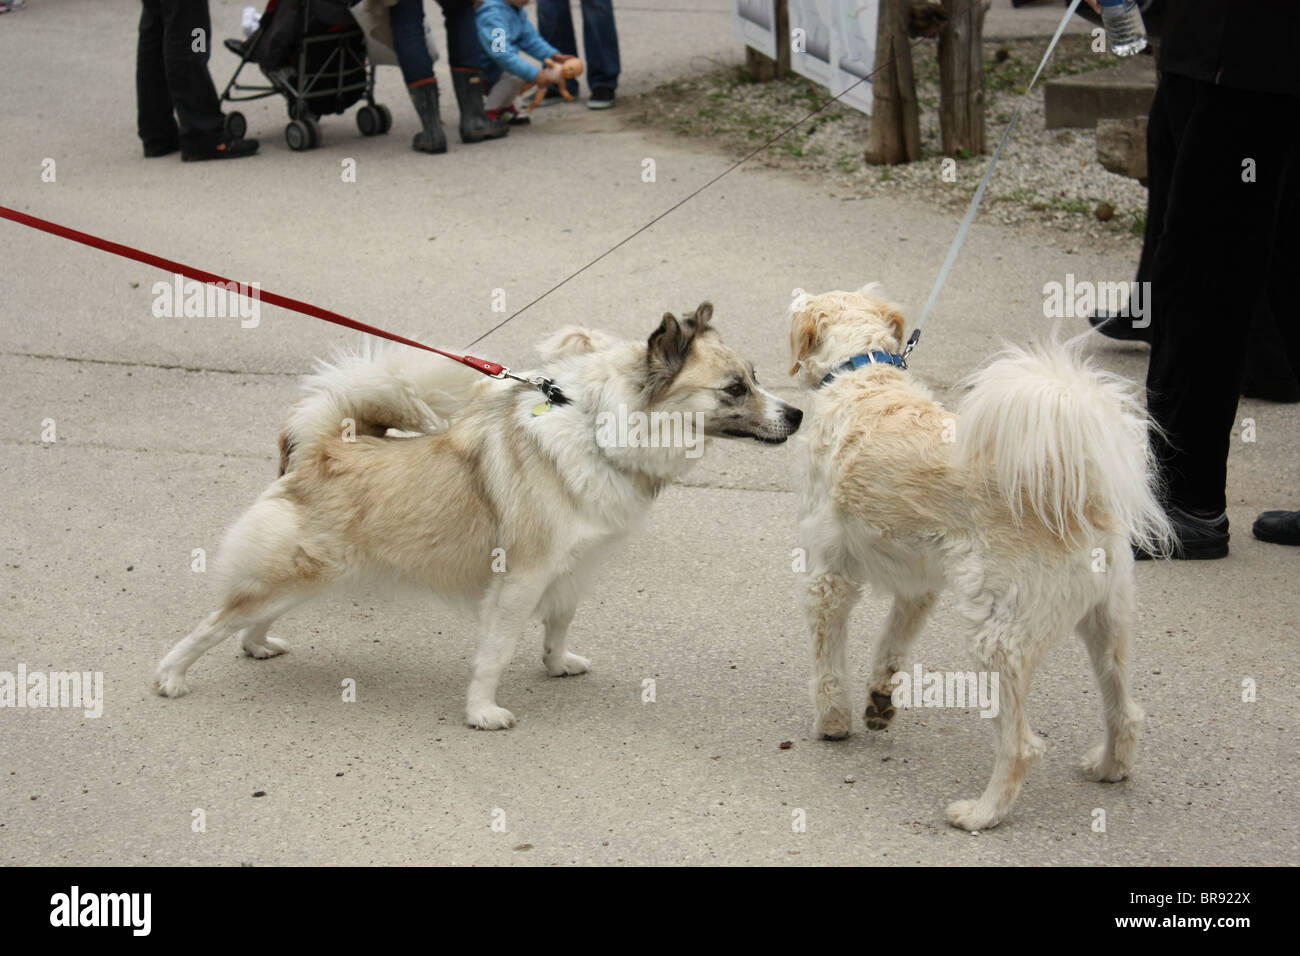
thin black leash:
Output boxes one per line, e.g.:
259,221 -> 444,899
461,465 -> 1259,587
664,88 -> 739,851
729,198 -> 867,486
464,0 -> 982,350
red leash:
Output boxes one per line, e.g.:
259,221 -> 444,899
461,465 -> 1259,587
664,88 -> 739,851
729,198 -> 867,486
0,204 -> 569,403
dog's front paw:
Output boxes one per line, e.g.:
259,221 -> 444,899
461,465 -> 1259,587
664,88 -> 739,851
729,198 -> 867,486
545,652 -> 590,677
154,668 -> 189,698
467,705 -> 518,730
945,798 -> 1006,831
815,707 -> 853,740
242,635 -> 289,660
863,689 -> 896,730
1081,743 -> 1129,782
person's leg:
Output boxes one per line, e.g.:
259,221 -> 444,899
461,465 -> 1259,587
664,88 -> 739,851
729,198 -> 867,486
537,0 -> 580,97
391,0 -> 447,152
159,0 -> 227,155
1092,77 -> 1174,341
1145,77 -> 1297,533
483,72 -> 526,113
390,0 -> 435,85
579,0 -> 620,94
436,0 -> 485,69
1135,78 -> 1176,289
436,0 -> 508,141
137,0 -> 181,156
1242,299 -> 1300,401
1252,149 -> 1300,545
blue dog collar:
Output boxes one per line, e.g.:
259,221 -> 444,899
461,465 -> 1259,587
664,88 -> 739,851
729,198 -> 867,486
819,351 -> 907,388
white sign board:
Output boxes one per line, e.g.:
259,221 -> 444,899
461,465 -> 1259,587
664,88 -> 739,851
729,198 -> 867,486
735,0 -> 879,115
733,0 -> 779,60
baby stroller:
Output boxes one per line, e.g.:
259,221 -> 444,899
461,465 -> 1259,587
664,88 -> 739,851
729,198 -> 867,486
219,0 -> 392,151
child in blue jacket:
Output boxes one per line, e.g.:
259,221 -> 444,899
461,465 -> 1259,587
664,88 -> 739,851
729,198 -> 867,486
476,0 -> 573,119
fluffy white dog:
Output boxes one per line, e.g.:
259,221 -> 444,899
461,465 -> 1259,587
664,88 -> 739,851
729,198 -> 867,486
156,305 -> 802,728
789,284 -> 1170,830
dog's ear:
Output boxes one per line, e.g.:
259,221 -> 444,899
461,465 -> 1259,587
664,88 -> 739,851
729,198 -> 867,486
646,311 -> 696,397
536,325 -> 613,360
884,305 -> 906,345
688,301 -> 713,333
789,306 -> 820,377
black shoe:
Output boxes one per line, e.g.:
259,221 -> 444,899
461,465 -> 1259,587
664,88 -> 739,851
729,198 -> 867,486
1089,309 -> 1151,344
1135,505 -> 1229,560
587,86 -> 616,110
182,137 -> 259,162
1252,510 -> 1300,545
143,141 -> 180,158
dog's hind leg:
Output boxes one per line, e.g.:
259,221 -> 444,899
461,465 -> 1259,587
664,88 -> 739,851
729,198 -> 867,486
158,590 -> 309,697
945,621 -> 1048,831
1077,566 -> 1144,782
155,609 -> 246,697
157,494 -> 327,696
806,571 -> 862,740
538,576 -> 589,677
240,617 -> 290,660
864,591 -> 936,730
466,572 -> 552,730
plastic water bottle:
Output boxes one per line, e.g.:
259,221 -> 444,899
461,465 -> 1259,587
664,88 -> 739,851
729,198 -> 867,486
1100,0 -> 1149,57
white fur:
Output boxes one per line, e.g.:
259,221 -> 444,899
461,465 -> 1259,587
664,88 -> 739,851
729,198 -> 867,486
792,287 -> 1170,830
158,314 -> 800,730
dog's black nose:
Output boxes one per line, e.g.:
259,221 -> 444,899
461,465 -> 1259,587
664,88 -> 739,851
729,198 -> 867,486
784,406 -> 803,430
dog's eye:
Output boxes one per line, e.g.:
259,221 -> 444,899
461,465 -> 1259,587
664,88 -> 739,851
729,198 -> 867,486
724,382 -> 747,398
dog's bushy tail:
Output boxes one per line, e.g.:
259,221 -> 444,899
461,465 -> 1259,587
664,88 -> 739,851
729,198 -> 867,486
952,338 -> 1171,554
278,340 -> 484,475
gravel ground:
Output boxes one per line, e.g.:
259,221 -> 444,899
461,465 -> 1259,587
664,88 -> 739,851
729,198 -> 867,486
626,36 -> 1150,254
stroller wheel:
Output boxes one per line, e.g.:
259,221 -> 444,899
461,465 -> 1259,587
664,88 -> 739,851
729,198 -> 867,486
285,119 -> 311,151
224,112 -> 247,141
356,105 -> 381,137
375,104 -> 392,135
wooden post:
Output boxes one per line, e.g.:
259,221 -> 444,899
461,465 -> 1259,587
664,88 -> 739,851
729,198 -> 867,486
866,0 -> 922,165
938,0 -> 988,156
745,0 -> 791,81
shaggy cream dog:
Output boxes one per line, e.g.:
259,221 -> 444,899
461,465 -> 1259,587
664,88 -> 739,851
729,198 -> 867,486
789,284 -> 1169,830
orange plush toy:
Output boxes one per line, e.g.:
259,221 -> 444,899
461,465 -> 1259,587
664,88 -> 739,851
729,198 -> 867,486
520,57 -> 585,113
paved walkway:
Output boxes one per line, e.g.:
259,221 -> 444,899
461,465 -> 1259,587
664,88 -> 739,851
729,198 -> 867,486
0,0 -> 1294,865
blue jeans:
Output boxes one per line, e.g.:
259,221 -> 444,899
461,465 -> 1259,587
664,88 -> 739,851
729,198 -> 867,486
390,0 -> 433,85
392,0 -> 486,86
536,0 -> 620,93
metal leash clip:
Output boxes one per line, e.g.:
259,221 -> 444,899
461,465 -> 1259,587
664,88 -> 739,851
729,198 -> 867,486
491,367 -> 571,407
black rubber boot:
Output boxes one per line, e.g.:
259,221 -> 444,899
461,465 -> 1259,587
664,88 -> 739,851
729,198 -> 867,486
451,69 -> 508,143
408,81 -> 447,154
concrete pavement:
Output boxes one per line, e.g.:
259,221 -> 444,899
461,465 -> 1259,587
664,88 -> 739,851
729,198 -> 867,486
0,0 -> 1295,865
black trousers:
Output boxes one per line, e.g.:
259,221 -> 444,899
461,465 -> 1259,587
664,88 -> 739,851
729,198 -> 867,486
136,0 -> 224,152
1145,73 -> 1300,512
